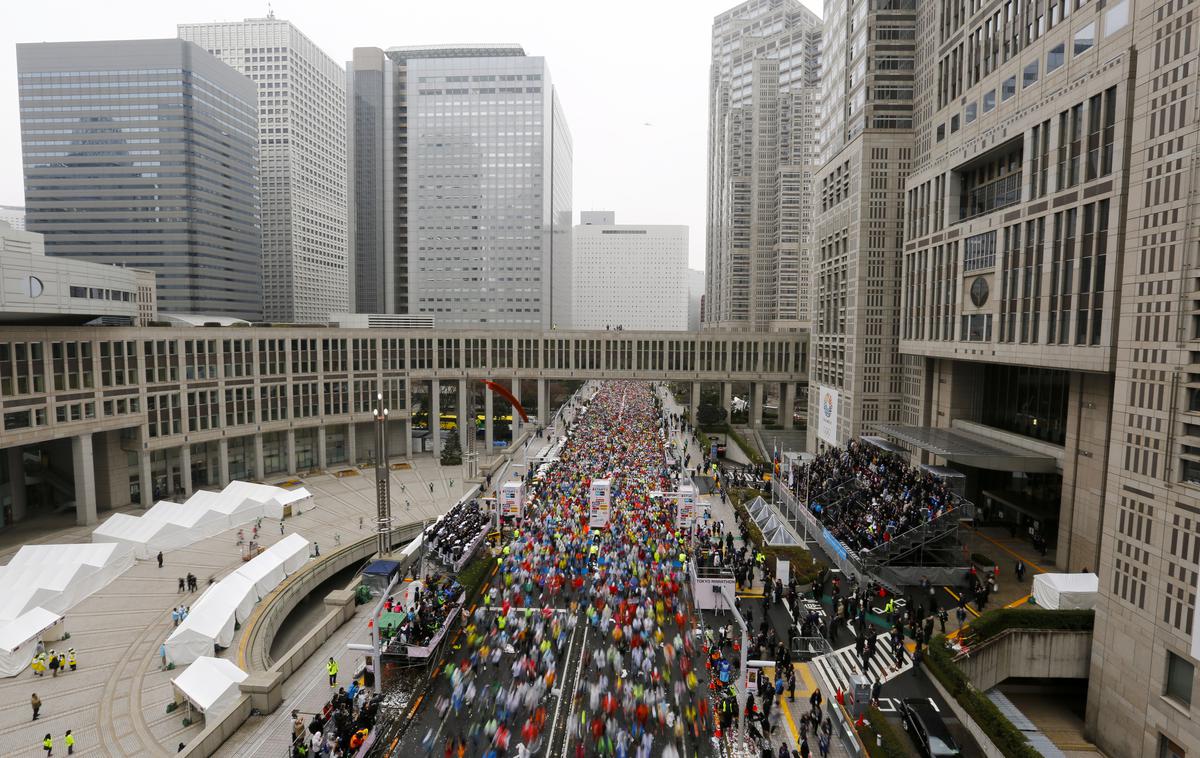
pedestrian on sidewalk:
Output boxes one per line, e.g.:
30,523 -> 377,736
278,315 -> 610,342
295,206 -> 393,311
177,577 -> 185,592
49,652 -> 60,677
280,519 -> 285,534
156,551 -> 164,568
31,693 -> 41,721
327,657 -> 338,686
68,649 -> 76,672
42,733 -> 53,756
1015,560 -> 1026,582
64,730 -> 75,755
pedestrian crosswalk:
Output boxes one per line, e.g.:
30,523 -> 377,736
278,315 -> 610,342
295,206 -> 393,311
809,632 -> 912,694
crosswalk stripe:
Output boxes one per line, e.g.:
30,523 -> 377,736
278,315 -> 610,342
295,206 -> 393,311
809,632 -> 913,694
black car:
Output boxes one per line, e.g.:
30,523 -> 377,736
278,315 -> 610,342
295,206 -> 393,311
899,698 -> 963,758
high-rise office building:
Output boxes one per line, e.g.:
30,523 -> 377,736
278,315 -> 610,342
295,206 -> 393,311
872,0 -> 1200,754
16,40 -> 262,320
179,17 -> 349,323
572,212 -> 688,331
705,0 -> 821,332
347,44 -> 572,329
0,205 -> 25,231
807,0 -> 915,450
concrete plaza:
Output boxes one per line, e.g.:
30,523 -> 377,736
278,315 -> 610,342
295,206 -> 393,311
0,451 -> 497,758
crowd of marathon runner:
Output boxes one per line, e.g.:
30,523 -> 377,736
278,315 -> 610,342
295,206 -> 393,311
410,381 -> 825,758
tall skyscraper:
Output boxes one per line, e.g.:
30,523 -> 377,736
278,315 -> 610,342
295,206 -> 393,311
572,212 -> 688,331
705,0 -> 821,332
16,39 -> 261,320
179,17 -> 349,323
879,0 -> 1200,754
807,0 -> 915,450
347,44 -> 572,329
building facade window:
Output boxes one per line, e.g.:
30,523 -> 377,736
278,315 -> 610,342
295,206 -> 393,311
1165,652 -> 1194,707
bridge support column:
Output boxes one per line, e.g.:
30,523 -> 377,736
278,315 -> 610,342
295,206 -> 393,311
218,438 -> 231,484
782,382 -> 796,430
180,443 -> 193,497
72,433 -> 97,526
316,427 -> 327,470
690,381 -> 701,423
537,379 -> 547,427
485,385 -> 495,453
751,383 -> 764,428
458,380 -> 470,458
721,382 -> 732,422
403,380 -> 413,458
286,428 -> 297,475
139,449 -> 153,508
254,433 -> 265,480
345,424 -> 357,468
431,379 -> 442,460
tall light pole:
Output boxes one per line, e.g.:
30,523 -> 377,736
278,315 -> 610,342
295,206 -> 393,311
374,391 -> 392,556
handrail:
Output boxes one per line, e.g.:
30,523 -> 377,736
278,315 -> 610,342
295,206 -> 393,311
236,519 -> 426,670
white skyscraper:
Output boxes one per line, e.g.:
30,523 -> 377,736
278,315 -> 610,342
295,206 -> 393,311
572,212 -> 688,331
0,205 -> 24,231
180,17 -> 348,323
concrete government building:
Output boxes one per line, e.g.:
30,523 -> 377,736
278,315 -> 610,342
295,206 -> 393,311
799,0 -> 1200,751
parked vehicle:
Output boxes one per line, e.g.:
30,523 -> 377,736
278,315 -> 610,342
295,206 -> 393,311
900,698 -> 963,758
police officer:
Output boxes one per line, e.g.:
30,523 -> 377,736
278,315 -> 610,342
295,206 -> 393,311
326,657 -> 338,686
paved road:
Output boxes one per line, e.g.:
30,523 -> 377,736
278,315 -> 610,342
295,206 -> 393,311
378,382 -> 729,758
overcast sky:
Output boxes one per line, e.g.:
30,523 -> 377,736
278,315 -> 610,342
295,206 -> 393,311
0,0 -> 822,270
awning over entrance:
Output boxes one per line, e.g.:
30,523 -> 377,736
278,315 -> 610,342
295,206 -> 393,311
860,435 -> 909,455
875,425 -> 1058,473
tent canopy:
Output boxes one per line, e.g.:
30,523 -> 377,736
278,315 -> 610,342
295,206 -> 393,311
172,656 -> 248,717
1032,572 -> 1099,610
0,607 -> 62,653
234,552 -> 286,599
267,533 -> 310,575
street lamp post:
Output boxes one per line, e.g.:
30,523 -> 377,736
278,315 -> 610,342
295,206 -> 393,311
374,392 -> 392,556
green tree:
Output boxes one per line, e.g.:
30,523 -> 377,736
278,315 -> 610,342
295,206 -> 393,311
441,426 -> 463,466
697,403 -> 727,427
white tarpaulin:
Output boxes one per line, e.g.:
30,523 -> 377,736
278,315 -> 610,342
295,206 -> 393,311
0,542 -> 134,619
91,512 -> 192,559
0,542 -> 132,677
165,585 -> 237,665
1032,572 -> 1099,610
92,480 -> 294,559
0,607 -> 63,677
233,551 -> 286,599
146,499 -> 229,540
172,656 -> 247,719
268,533 -> 311,575
220,481 -> 287,520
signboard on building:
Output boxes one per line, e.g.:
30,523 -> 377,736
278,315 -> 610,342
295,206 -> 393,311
817,385 -> 840,446
589,478 -> 611,528
676,479 -> 697,530
500,481 -> 525,519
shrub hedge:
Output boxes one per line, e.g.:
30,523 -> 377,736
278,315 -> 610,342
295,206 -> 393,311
964,607 -> 1095,644
925,635 -> 1043,757
854,706 -> 910,758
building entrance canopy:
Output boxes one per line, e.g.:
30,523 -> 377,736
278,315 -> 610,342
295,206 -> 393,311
875,425 -> 1057,473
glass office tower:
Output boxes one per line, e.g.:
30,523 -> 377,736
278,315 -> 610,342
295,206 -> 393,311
348,45 -> 572,329
16,39 -> 262,320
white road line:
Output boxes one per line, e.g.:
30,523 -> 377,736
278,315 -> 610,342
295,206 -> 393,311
559,621 -> 589,758
548,615 -> 583,757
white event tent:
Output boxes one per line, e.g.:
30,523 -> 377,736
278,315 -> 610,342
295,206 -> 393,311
0,542 -> 133,677
1032,572 -> 1099,610
172,656 -> 248,720
92,481 -> 311,559
164,534 -> 311,665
